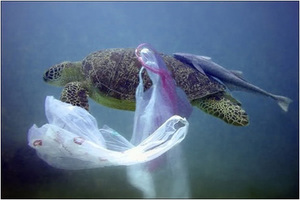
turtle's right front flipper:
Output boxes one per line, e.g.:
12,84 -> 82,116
60,82 -> 89,111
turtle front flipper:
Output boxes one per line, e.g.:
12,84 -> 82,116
60,82 -> 89,111
193,92 -> 249,126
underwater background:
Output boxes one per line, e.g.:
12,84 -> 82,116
1,1 -> 299,198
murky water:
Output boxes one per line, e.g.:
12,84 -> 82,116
2,2 -> 298,198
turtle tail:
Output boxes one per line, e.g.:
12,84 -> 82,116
193,92 -> 249,126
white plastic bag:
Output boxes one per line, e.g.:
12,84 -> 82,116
127,43 -> 192,197
28,96 -> 188,169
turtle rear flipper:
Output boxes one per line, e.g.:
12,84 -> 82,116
60,82 -> 89,111
194,92 -> 249,126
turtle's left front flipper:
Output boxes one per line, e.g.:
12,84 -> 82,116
60,81 -> 89,111
193,91 -> 249,126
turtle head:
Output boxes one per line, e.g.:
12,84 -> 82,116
43,61 -> 84,86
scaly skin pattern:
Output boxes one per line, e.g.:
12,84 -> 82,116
194,92 -> 249,126
44,48 -> 249,126
82,48 -> 225,101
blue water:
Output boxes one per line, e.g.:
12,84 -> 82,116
1,1 -> 298,198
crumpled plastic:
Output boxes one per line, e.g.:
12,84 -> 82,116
28,97 -> 188,169
27,44 -> 191,170
127,43 -> 192,198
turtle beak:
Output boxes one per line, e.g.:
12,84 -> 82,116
43,71 -> 50,82
43,74 -> 48,82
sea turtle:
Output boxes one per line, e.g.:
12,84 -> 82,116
43,48 -> 249,126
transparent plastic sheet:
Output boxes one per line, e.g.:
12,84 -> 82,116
127,43 -> 192,198
28,96 -> 189,169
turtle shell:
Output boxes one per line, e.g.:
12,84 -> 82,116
82,48 -> 225,101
